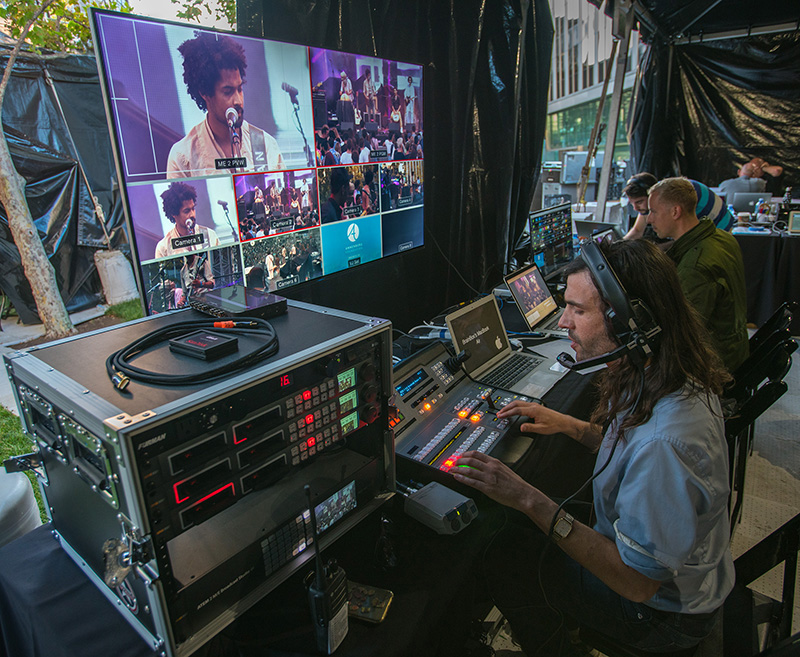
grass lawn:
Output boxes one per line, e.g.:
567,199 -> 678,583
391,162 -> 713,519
0,406 -> 47,522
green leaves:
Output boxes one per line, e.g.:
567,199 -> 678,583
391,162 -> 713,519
170,0 -> 235,28
0,0 -> 235,55
0,1 -> 133,53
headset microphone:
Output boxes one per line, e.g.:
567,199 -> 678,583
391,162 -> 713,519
557,344 -> 630,371
578,240 -> 662,368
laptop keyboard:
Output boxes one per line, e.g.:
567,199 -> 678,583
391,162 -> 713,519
482,353 -> 544,389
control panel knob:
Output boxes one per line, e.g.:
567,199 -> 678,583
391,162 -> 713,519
361,405 -> 379,424
361,384 -> 378,404
360,362 -> 376,382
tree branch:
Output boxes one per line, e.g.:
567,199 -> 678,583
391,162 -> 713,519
0,0 -> 60,108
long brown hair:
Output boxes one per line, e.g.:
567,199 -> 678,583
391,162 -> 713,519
565,240 -> 731,437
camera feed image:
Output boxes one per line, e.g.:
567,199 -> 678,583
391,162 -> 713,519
309,48 -> 423,165
126,179 -> 238,263
93,12 -> 316,182
314,481 -> 357,534
380,160 -> 423,211
234,169 -> 319,240
241,228 -> 322,291
141,245 -> 244,314
317,164 -> 379,223
381,206 -> 423,257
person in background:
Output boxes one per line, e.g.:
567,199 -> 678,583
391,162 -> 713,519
719,161 -> 767,199
747,157 -> 786,196
624,173 -> 735,240
647,177 -> 748,372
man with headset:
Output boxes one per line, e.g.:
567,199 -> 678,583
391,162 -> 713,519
453,239 -> 733,655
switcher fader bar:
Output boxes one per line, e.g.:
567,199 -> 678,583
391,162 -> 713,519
391,341 -> 536,479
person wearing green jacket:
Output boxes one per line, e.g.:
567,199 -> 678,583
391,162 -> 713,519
647,177 -> 749,373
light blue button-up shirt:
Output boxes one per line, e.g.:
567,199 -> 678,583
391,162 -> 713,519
593,385 -> 735,614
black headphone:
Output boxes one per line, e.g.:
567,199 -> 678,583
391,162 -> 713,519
557,240 -> 662,371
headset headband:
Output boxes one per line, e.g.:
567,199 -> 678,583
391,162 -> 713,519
575,240 -> 661,368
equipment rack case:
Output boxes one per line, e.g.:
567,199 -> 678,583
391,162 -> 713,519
3,300 -> 395,657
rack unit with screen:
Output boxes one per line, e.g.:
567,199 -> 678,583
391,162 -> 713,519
90,9 -> 425,314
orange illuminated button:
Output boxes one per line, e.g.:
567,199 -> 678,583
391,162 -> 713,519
423,402 -> 432,411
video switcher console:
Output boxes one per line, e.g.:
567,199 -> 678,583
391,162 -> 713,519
391,341 -> 536,483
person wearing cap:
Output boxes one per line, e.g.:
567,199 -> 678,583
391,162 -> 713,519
623,173 -> 735,240
337,70 -> 355,128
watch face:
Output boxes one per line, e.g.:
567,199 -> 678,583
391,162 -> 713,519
554,514 -> 573,540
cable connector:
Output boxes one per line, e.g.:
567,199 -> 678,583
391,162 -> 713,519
213,320 -> 257,328
111,371 -> 130,391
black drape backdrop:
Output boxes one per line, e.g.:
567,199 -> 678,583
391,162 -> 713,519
238,0 -> 553,330
0,46 -> 127,324
630,32 -> 800,189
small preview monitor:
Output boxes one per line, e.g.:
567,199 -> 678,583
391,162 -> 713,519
528,203 -> 574,277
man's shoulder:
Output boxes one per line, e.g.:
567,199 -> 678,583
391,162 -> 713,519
633,385 -> 722,441
685,224 -> 743,275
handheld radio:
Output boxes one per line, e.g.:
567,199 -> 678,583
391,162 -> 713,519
304,485 -> 349,654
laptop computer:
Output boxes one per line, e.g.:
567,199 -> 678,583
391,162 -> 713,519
504,263 -> 568,338
591,227 -> 618,244
445,295 -> 566,399
731,192 -> 772,213
573,218 -> 618,240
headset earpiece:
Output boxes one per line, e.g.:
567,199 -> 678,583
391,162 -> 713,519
578,241 -> 662,366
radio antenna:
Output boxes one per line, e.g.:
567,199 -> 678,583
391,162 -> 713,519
305,484 -> 324,589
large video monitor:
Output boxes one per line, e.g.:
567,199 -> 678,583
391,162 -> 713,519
528,203 -> 573,277
90,10 -> 425,314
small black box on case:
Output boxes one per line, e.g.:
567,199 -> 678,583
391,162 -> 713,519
168,330 -> 239,360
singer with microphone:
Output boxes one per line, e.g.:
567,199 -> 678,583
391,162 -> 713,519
452,239 -> 734,656
155,182 -> 220,258
166,33 -> 284,178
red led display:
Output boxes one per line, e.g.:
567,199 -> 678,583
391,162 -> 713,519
196,483 -> 235,505
280,374 -> 291,387
174,484 -> 190,505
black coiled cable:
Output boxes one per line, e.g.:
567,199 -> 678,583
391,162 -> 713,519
105,317 -> 279,391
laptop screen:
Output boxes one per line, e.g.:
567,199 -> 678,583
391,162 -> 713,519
504,264 -> 558,330
592,228 -> 616,244
446,296 -> 510,375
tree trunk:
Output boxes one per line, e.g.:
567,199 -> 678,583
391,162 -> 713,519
0,143 -> 75,337
0,0 -> 75,339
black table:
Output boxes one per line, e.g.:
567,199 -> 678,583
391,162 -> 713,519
0,369 -> 597,657
734,232 -> 800,333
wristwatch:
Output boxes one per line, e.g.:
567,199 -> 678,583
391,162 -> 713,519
552,512 -> 575,543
